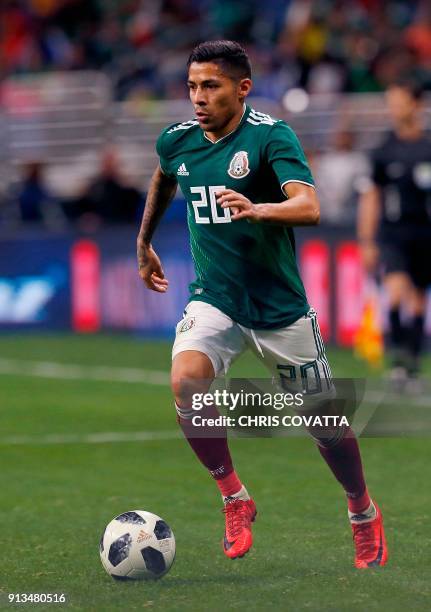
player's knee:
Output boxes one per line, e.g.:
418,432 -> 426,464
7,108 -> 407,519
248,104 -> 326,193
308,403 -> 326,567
171,351 -> 215,406
171,376 -> 211,408
171,369 -> 212,408
308,423 -> 348,448
293,395 -> 348,448
171,374 -> 192,407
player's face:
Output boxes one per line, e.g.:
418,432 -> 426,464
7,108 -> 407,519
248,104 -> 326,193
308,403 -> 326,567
386,87 -> 420,125
187,62 -> 251,135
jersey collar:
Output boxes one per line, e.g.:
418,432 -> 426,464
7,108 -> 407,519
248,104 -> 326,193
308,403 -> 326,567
202,104 -> 249,145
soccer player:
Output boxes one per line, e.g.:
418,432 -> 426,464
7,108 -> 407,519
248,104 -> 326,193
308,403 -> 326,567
137,40 -> 387,568
358,81 -> 431,388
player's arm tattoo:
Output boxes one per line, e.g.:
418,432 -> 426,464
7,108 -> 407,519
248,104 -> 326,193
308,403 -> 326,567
137,166 -> 177,266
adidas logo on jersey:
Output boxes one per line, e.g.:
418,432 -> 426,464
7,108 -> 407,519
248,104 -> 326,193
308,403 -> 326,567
177,163 -> 189,176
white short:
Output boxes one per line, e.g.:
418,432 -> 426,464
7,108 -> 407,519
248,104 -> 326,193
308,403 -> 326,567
172,301 -> 332,394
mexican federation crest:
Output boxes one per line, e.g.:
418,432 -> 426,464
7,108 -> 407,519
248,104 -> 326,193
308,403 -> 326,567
228,151 -> 250,179
179,317 -> 195,333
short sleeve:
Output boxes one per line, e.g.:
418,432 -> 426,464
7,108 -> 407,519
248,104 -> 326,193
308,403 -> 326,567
156,128 -> 176,179
265,122 -> 314,189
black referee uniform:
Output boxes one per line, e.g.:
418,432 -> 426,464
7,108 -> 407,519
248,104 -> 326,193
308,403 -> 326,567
372,131 -> 431,287
370,130 -> 431,374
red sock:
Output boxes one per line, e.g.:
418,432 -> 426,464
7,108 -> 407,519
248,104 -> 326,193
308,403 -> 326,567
178,403 -> 235,481
347,487 -> 371,514
215,470 -> 243,497
317,428 -> 371,512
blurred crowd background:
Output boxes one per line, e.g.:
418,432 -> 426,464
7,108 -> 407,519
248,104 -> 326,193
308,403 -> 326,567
3,0 -> 431,98
1,0 -> 431,231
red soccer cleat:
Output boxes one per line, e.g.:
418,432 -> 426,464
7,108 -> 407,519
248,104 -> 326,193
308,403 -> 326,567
222,498 -> 257,559
351,503 -> 388,568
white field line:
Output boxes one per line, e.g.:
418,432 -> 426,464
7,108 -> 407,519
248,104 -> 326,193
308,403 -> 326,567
0,430 -> 182,446
363,390 -> 431,408
1,359 -> 429,407
1,422 -> 429,446
0,358 -> 170,386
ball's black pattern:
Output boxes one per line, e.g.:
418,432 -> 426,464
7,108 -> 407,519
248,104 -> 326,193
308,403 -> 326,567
115,511 -> 146,524
154,520 -> 172,540
108,533 -> 132,567
141,546 -> 166,576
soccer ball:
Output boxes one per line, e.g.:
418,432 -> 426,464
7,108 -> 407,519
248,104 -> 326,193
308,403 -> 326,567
100,510 -> 175,580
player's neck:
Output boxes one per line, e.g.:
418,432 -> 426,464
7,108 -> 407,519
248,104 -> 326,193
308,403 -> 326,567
204,104 -> 246,143
395,118 -> 423,141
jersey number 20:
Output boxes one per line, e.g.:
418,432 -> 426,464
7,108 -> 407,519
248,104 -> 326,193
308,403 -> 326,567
190,186 -> 231,224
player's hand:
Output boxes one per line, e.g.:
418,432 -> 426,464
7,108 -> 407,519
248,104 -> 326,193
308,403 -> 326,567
137,241 -> 169,292
360,241 -> 379,273
216,189 -> 257,221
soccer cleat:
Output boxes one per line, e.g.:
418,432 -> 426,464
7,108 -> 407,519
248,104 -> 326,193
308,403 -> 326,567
351,503 -> 388,568
222,498 -> 257,559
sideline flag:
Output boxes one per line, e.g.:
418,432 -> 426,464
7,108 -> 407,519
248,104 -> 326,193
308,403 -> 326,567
354,278 -> 384,367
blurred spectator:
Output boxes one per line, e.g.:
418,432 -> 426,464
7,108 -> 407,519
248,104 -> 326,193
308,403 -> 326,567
17,161 -> 61,225
69,147 -> 142,226
315,130 -> 370,226
1,0 -> 431,101
2,0 -> 431,232
405,7 -> 431,66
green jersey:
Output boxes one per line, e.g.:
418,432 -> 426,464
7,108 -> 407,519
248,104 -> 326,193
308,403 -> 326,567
156,104 -> 313,329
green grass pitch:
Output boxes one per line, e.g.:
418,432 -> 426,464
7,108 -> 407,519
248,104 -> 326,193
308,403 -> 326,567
0,334 -> 430,611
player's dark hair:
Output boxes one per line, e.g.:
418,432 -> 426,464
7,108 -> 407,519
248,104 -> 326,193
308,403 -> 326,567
187,40 -> 252,80
389,78 -> 425,101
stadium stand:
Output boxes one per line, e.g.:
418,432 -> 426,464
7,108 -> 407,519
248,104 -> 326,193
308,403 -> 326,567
1,0 -> 431,228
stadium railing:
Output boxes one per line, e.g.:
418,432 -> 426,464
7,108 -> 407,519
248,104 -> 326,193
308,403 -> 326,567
3,71 -> 429,198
